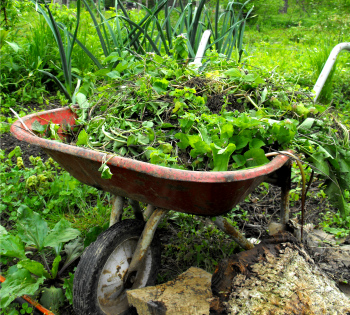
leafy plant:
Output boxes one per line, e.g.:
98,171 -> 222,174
0,207 -> 82,308
114,0 -> 253,60
29,0 -> 82,101
0,147 -> 110,221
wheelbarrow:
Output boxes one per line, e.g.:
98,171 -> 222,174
11,107 -> 291,315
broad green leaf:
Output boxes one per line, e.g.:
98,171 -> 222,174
106,70 -> 120,79
62,237 -> 84,269
152,78 -> 169,93
98,164 -> 113,179
17,207 -> 48,251
175,133 -> 190,150
221,124 -> 234,139
160,123 -> 175,129
211,143 -> 236,171
261,87 -> 268,103
187,134 -> 203,147
5,41 -> 20,52
76,93 -> 88,107
51,255 -> 62,279
104,52 -> 120,63
142,121 -> 154,128
249,138 -> 265,149
224,68 -> 243,79
179,117 -> 195,133
0,234 -> 26,260
94,68 -> 111,76
232,154 -> 247,168
43,219 -> 80,249
127,134 -> 137,146
308,152 -> 329,176
160,143 -> 173,154
63,273 -> 74,305
115,63 -> 128,73
0,269 -> 44,308
137,133 -> 150,145
8,146 -> 22,159
244,148 -> 269,168
243,74 -> 264,84
231,135 -> 249,150
18,259 -> 50,278
40,286 -> 65,313
190,140 -> 212,158
31,121 -> 46,134
324,175 -> 350,218
0,225 -> 7,236
298,118 -> 315,130
76,129 -> 88,146
173,101 -> 183,113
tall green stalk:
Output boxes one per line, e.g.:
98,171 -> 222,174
31,0 -> 82,102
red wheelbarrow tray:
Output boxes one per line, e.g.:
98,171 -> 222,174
11,106 -> 290,217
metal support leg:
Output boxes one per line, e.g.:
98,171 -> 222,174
129,199 -> 144,221
212,216 -> 254,250
109,195 -> 125,226
265,159 -> 292,226
124,208 -> 168,288
280,163 -> 291,226
144,204 -> 155,220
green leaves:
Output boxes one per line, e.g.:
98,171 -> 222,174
211,143 -> 236,171
16,207 -> 80,252
76,129 -> 88,146
18,259 -> 50,279
31,120 -> 46,134
244,149 -> 270,168
0,267 -> 45,308
152,78 -> 169,94
17,207 -> 48,251
98,163 -> 113,179
0,229 -> 26,260
0,207 -> 83,308
43,219 -> 81,249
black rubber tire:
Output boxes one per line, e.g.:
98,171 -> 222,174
73,219 -> 161,315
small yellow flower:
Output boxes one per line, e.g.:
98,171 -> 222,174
205,70 -> 220,78
17,157 -> 25,169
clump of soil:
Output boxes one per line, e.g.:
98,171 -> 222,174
184,77 -> 209,91
206,93 -> 245,114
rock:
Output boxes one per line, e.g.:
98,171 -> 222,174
211,232 -> 350,314
127,267 -> 212,315
288,221 -> 350,287
267,222 -> 285,236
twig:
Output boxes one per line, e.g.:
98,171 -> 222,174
10,108 -> 37,136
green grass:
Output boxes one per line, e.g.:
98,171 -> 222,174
1,1 -> 350,311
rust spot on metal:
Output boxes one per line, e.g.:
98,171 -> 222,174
102,269 -> 111,274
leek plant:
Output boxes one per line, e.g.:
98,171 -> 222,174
30,0 -> 82,102
113,0 -> 253,61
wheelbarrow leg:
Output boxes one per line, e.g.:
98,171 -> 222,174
265,160 -> 291,227
144,204 -> 155,220
129,199 -> 144,221
279,162 -> 291,226
124,208 -> 168,288
211,217 -> 254,250
110,195 -> 125,226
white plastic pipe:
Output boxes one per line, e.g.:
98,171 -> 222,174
313,42 -> 350,103
189,30 -> 211,68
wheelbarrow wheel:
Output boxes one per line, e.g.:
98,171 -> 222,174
73,219 -> 161,315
